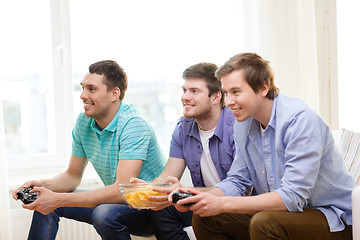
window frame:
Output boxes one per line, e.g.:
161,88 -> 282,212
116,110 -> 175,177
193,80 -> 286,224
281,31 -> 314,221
6,0 -> 74,174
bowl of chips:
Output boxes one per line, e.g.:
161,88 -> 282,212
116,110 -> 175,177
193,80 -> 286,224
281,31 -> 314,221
119,182 -> 171,209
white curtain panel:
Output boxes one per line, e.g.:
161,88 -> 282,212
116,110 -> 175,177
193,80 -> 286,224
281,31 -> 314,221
0,99 -> 12,240
241,0 -> 338,129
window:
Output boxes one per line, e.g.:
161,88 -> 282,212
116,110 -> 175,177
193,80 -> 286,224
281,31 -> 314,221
69,0 -> 245,153
0,0 -> 73,171
1,0 -> 245,173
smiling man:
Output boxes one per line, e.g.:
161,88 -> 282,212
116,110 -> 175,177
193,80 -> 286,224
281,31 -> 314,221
143,62 -> 235,240
172,53 -> 355,240
12,60 -> 166,240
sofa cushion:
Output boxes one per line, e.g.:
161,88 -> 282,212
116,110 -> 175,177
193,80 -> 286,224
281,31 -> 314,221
340,128 -> 360,185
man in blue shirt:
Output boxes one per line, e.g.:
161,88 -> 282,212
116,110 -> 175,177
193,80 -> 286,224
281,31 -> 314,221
12,60 -> 166,240
172,53 -> 355,240
140,62 -> 235,240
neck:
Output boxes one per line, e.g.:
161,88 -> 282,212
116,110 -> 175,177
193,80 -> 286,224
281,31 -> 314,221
96,101 -> 121,130
254,98 -> 273,128
196,105 -> 222,131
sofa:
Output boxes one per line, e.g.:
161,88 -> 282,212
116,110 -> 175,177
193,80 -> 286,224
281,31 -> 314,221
335,128 -> 360,239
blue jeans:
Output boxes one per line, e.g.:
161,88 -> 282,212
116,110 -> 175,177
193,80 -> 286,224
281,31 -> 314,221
149,205 -> 193,240
27,204 -> 153,240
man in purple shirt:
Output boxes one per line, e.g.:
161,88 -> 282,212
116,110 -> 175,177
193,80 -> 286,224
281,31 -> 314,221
145,62 -> 235,240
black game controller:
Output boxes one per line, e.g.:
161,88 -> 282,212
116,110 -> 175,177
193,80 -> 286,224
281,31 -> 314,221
172,192 -> 195,206
17,187 -> 39,204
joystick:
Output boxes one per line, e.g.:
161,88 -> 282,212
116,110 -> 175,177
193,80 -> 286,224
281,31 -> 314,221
17,187 -> 39,204
172,192 -> 195,206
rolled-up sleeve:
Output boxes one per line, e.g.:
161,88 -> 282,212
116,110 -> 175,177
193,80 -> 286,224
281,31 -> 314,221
275,110 -> 324,212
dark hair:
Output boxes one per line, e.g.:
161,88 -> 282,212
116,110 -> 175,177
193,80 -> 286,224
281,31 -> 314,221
182,62 -> 224,107
89,60 -> 128,101
216,53 -> 279,99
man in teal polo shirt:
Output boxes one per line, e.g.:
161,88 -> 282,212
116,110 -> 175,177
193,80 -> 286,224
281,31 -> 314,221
12,60 -> 166,240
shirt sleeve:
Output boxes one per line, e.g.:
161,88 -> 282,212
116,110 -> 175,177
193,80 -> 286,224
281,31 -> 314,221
118,116 -> 152,161
71,115 -> 86,157
169,123 -> 184,159
214,120 -> 253,196
275,109 -> 324,212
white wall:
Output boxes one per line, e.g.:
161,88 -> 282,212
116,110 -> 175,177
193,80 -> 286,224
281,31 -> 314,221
242,0 -> 319,112
0,99 -> 12,239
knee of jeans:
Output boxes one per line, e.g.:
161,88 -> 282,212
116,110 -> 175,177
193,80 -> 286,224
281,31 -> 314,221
92,205 -> 115,228
249,211 -> 278,234
192,214 -> 205,233
34,209 -> 60,221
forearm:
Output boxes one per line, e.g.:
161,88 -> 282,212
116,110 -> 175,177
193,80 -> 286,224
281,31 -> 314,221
193,187 -> 212,192
39,171 -> 82,193
222,192 -> 287,214
55,184 -> 124,208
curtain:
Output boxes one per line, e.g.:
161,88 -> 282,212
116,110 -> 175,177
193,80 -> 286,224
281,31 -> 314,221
241,0 -> 338,129
0,99 -> 12,240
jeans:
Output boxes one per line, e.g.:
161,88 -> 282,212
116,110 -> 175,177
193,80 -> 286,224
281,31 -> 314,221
192,209 -> 353,240
27,204 -> 153,240
149,205 -> 193,240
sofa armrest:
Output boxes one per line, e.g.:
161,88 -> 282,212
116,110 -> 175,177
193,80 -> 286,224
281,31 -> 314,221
352,186 -> 360,239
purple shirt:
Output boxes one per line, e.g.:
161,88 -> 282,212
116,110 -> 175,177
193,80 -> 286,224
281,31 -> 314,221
170,106 -> 235,187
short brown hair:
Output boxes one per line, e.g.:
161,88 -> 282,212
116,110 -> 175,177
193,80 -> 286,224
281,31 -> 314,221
89,60 -> 128,101
182,62 -> 224,107
216,53 -> 279,99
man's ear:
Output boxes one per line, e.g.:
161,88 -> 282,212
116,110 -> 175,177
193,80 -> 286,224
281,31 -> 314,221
260,81 -> 269,97
212,91 -> 222,104
111,87 -> 121,101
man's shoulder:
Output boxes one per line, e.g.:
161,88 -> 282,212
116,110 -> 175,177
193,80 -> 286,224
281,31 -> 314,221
116,103 -> 153,133
117,103 -> 148,125
118,103 -> 142,119
221,106 -> 235,126
176,116 -> 195,125
275,94 -> 318,121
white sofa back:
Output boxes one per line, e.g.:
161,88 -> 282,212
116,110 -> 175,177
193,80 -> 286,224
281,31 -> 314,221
336,128 -> 360,185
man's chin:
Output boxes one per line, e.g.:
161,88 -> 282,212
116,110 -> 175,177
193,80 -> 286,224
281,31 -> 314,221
183,112 -> 195,118
235,115 -> 249,122
84,111 -> 93,118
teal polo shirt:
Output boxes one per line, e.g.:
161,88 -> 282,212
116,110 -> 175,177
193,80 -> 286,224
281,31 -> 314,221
72,102 -> 166,186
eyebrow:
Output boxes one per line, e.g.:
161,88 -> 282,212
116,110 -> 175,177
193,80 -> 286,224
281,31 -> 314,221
80,82 -> 97,88
225,87 -> 240,91
182,86 -> 201,91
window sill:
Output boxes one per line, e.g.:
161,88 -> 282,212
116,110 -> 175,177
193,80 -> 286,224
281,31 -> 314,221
8,164 -> 102,191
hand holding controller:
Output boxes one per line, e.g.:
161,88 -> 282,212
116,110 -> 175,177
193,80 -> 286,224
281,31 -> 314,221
172,192 -> 195,207
17,187 -> 39,204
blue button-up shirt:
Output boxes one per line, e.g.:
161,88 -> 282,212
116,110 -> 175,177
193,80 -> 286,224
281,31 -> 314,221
215,94 -> 355,232
170,106 -> 235,187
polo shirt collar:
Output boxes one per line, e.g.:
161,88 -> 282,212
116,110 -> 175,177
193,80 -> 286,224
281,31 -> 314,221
90,103 -> 123,133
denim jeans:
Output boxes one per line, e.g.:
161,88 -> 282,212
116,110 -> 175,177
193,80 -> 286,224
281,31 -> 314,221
149,205 -> 193,240
27,204 -> 153,240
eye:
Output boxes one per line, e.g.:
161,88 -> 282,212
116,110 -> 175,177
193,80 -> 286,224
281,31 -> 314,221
232,90 -> 241,95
